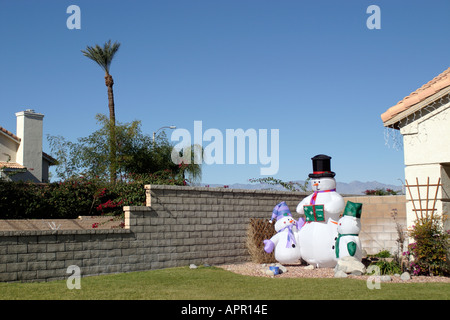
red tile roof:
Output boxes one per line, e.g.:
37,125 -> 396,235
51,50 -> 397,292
381,67 -> 450,124
0,162 -> 26,169
0,126 -> 20,142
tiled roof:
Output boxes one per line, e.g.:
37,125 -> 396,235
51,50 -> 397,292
381,67 -> 450,124
0,162 -> 26,169
0,126 -> 20,142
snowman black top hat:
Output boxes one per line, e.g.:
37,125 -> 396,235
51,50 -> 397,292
308,154 -> 336,178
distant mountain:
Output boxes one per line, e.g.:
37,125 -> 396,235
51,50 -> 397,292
335,181 -> 403,195
200,180 -> 404,195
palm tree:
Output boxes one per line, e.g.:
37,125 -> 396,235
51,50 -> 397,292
81,40 -> 121,184
177,144 -> 203,184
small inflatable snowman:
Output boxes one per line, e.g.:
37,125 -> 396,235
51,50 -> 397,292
335,201 -> 363,261
263,202 -> 304,264
296,155 -> 345,268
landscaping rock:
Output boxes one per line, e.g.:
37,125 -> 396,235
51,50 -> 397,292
361,249 -> 368,259
400,272 -> 411,281
334,270 -> 348,278
335,256 -> 366,275
303,265 -> 315,270
265,269 -> 275,276
380,275 -> 392,282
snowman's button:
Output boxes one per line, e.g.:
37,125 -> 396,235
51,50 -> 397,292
292,244 -> 296,248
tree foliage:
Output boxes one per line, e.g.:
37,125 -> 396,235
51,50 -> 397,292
81,40 -> 121,74
47,114 -> 201,184
0,172 -> 187,219
249,177 -> 310,192
82,40 -> 121,183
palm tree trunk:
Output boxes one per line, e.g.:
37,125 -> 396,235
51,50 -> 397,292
105,73 -> 117,184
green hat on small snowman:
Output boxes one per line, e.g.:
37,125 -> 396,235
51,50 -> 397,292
342,201 -> 362,218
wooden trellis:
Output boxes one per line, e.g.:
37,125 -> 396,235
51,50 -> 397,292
404,177 -> 442,223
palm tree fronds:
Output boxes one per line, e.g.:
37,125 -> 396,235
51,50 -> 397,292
81,40 -> 121,74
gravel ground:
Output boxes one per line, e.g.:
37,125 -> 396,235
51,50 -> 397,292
217,262 -> 450,283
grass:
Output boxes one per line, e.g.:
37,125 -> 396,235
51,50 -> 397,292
0,266 -> 449,300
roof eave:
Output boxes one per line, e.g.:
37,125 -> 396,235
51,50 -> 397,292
0,129 -> 20,144
42,152 -> 58,165
382,85 -> 450,129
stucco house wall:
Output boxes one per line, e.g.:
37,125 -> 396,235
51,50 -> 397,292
381,67 -> 450,230
0,109 -> 55,183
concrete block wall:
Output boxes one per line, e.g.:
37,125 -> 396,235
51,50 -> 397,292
0,229 -> 135,282
0,185 -> 405,282
344,195 -> 407,255
140,185 -> 307,267
0,186 -> 307,282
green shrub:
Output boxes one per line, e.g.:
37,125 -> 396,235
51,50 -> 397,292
373,259 -> 402,275
0,170 -> 187,219
366,250 -> 401,275
44,178 -> 101,218
373,250 -> 392,258
405,216 -> 450,276
0,181 -> 45,218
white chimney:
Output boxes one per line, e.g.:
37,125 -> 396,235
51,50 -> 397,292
15,109 -> 44,182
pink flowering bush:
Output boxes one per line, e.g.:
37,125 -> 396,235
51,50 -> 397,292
364,188 -> 400,196
0,170 -> 187,219
404,217 -> 450,276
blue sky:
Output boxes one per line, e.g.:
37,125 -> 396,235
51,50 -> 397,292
1,0 -> 449,186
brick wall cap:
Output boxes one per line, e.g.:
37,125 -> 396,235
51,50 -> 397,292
144,184 -> 310,196
0,229 -> 131,237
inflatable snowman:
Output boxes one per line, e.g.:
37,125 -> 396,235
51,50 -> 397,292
335,201 -> 363,261
263,202 -> 304,264
296,155 -> 345,268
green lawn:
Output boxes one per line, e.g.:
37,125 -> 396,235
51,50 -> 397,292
0,266 -> 449,300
